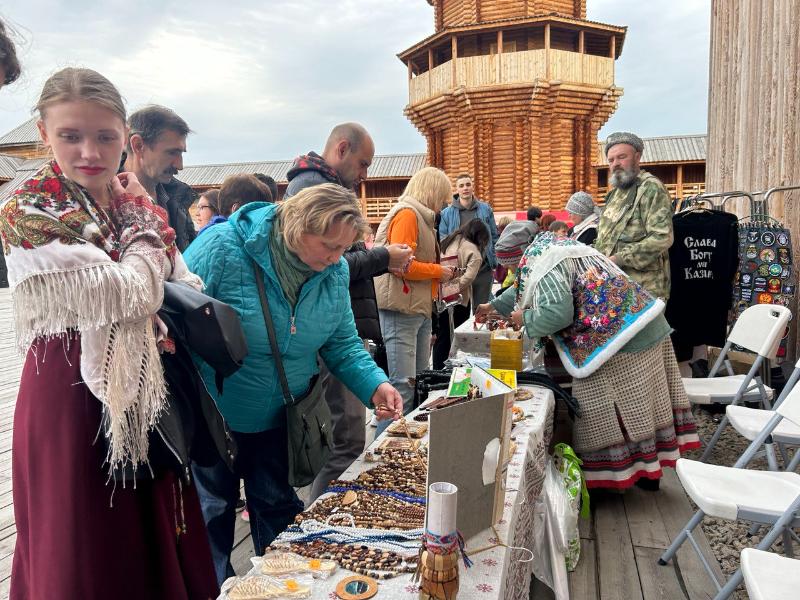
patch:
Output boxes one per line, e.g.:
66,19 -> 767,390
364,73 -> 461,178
759,248 -> 775,263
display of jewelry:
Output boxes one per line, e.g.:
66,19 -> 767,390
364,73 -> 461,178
350,449 -> 427,496
414,385 -> 484,421
376,437 -> 420,454
254,550 -> 337,578
386,420 -> 428,438
296,489 -> 425,530
221,574 -> 312,600
474,315 -> 521,332
514,387 -> 534,402
284,540 -> 418,581
335,575 -> 379,600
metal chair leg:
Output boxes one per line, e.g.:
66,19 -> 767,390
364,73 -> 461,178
659,509 -> 705,565
787,448 -> 800,472
714,496 -> 800,600
783,529 -> 795,558
766,442 -> 780,471
700,414 -> 731,463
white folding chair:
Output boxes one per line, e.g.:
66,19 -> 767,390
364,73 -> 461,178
658,377 -> 800,599
726,358 -> 800,474
684,304 -> 791,462
740,548 -> 800,600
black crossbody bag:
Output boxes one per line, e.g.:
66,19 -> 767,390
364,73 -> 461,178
252,261 -> 332,487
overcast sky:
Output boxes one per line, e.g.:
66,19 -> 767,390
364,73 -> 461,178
0,0 -> 710,165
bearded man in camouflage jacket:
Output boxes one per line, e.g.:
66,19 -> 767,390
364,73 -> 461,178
594,132 -> 674,300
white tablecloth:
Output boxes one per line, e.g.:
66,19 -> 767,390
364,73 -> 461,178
273,385 -> 555,600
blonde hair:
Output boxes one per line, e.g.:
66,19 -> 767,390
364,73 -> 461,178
36,67 -> 126,122
401,166 -> 451,212
278,183 -> 369,252
497,215 -> 513,231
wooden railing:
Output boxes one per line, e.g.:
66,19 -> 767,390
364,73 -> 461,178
409,49 -> 615,105
595,182 -> 707,204
362,196 -> 399,224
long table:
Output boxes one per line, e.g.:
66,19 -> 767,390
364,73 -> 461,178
271,385 -> 555,600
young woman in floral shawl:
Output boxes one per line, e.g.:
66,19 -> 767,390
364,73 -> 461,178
476,233 -> 700,491
0,68 -> 217,599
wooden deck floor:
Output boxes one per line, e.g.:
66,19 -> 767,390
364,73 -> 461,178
0,287 -> 736,599
568,472 -> 733,600
0,288 -> 21,600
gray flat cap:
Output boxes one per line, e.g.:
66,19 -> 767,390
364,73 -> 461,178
565,191 -> 596,217
604,132 -> 644,155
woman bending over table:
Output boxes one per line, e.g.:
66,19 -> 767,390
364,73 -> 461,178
476,233 -> 700,491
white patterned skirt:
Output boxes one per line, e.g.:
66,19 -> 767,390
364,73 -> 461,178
571,338 -> 701,489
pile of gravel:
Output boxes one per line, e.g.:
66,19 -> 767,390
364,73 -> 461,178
682,408 -> 796,599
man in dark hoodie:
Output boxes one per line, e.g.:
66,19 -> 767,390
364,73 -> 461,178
285,122 -> 374,196
285,123 -> 412,502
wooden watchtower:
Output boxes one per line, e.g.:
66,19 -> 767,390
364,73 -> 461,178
399,0 -> 626,212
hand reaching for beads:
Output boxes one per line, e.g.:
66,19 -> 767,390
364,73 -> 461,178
386,243 -> 414,274
474,302 -> 498,323
371,382 -> 403,421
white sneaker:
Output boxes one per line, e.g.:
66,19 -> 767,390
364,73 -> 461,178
369,412 -> 378,427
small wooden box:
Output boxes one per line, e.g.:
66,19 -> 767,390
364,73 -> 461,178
490,330 -> 523,371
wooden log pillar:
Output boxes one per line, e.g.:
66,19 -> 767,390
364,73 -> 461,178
359,181 -> 367,217
407,60 -> 413,81
496,30 -> 503,83
428,48 -> 434,97
609,34 -> 616,79
545,23 -> 551,79
579,30 -> 585,81
451,35 -> 458,85
676,164 -> 684,198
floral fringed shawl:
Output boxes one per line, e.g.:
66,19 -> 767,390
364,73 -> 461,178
515,232 -> 665,378
0,160 -> 201,474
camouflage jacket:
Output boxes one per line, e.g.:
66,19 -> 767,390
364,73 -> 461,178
594,170 -> 674,300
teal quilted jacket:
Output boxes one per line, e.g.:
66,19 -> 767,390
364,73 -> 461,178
183,202 -> 387,432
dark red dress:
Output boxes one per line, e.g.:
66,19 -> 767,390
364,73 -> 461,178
11,335 -> 218,600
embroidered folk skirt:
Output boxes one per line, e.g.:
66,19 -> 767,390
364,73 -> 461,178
11,335 -> 219,600
571,337 -> 701,489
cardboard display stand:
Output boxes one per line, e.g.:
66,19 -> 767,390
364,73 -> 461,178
426,367 -> 513,540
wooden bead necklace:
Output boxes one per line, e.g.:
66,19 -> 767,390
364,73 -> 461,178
297,490 -> 425,530
284,540 -> 417,580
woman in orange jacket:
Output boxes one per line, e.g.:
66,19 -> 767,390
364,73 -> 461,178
373,167 -> 456,433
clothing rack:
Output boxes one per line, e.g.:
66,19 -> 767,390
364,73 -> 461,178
679,186 -> 800,385
678,186 -> 800,223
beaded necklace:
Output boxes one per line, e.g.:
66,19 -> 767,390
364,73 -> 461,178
324,485 -> 426,505
297,490 -> 425,530
284,540 -> 417,580
277,519 -> 424,553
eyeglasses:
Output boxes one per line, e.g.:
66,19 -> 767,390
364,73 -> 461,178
197,204 -> 213,211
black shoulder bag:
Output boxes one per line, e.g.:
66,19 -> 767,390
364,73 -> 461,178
252,261 -> 332,487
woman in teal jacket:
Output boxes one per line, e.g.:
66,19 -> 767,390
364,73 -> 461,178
183,184 -> 402,585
